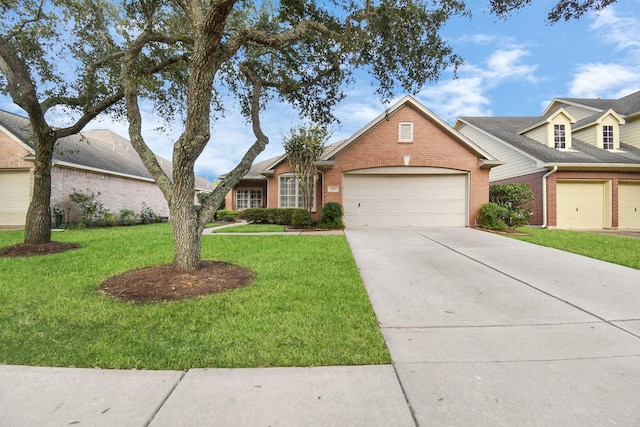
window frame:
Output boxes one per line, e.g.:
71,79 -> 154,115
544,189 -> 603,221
554,124 -> 566,149
235,188 -> 263,210
602,125 -> 614,150
278,174 -> 316,212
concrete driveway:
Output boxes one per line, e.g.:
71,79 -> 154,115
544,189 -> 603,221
345,228 -> 640,426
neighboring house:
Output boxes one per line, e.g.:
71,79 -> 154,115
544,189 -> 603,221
224,95 -> 501,227
455,90 -> 640,230
0,109 -> 214,227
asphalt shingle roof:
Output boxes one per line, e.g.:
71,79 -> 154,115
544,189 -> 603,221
461,116 -> 640,164
0,110 -> 213,190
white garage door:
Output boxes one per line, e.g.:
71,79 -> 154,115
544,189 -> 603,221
0,170 -> 31,227
556,181 -> 606,229
343,174 -> 467,227
619,182 -> 640,229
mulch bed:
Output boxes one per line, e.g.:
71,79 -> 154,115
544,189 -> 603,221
0,242 -> 81,257
99,261 -> 254,303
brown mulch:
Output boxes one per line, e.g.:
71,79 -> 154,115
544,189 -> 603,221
99,261 -> 254,303
0,242 -> 81,257
476,228 -> 531,236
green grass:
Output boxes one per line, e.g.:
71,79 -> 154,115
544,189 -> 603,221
211,224 -> 286,233
510,228 -> 640,270
0,224 -> 389,370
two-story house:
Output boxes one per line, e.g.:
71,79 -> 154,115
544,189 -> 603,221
455,91 -> 640,230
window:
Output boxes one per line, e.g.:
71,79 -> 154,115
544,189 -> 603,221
399,122 -> 413,142
603,125 -> 614,149
554,124 -> 566,149
236,189 -> 262,210
279,175 -> 316,210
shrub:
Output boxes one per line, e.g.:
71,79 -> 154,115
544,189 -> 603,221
242,208 -> 270,223
479,203 -> 509,231
140,202 -> 159,224
120,209 -> 137,225
291,209 -> 313,228
242,208 -> 304,225
97,210 -> 118,227
216,210 -> 240,222
489,183 -> 534,228
69,189 -> 104,228
319,202 -> 344,229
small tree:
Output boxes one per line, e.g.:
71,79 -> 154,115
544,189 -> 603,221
69,189 -> 104,228
489,183 -> 534,228
283,125 -> 329,212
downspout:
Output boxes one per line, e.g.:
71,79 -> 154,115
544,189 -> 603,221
541,166 -> 558,229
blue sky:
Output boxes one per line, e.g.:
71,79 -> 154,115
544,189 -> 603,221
2,0 -> 640,182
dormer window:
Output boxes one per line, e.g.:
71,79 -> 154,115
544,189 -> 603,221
399,122 -> 413,142
554,124 -> 566,149
603,125 -> 614,149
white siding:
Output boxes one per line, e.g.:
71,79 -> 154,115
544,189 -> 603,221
522,125 -> 547,145
620,116 -> 640,149
457,123 -> 544,182
574,126 -> 597,146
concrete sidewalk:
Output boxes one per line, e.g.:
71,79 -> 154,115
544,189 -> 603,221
0,365 -> 413,426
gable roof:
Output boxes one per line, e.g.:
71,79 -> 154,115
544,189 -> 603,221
0,109 -> 213,191
458,116 -> 640,166
322,95 -> 498,163
232,95 -> 501,179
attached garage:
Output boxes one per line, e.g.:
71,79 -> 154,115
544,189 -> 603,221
343,168 -> 468,227
0,170 -> 31,227
556,181 -> 611,229
618,181 -> 640,229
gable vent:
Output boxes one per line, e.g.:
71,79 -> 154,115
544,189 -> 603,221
399,122 -> 413,142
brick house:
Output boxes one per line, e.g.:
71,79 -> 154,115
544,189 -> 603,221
0,110 -> 214,227
225,96 -> 501,227
455,90 -> 640,229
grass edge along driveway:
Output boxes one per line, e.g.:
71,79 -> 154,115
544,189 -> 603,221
0,224 -> 389,370
510,227 -> 640,270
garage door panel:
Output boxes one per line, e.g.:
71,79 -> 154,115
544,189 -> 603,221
0,170 -> 30,227
556,182 -> 605,229
619,182 -> 640,229
343,174 -> 467,228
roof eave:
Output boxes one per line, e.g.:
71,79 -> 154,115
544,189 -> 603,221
545,163 -> 640,172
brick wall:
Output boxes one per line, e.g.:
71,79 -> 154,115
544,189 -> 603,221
51,166 -> 169,224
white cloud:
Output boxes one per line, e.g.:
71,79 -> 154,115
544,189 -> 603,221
416,46 -> 538,122
590,8 -> 640,51
568,7 -> 640,98
569,63 -> 640,97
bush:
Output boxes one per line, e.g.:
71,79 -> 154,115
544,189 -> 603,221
242,208 -> 306,225
140,202 -> 159,224
216,210 -> 240,222
479,203 -> 509,231
489,183 -> 534,228
69,189 -> 104,228
319,202 -> 344,229
291,209 -> 313,228
120,209 -> 137,225
96,210 -> 118,227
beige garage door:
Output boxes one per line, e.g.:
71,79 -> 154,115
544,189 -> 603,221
556,181 -> 606,229
0,170 -> 31,227
343,174 -> 467,227
619,182 -> 640,229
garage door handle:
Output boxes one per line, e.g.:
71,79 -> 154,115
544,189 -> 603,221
358,203 -> 360,207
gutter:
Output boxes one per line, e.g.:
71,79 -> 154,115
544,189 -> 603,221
541,166 -> 558,229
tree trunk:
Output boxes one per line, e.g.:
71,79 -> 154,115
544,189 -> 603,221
171,154 -> 201,272
24,132 -> 55,244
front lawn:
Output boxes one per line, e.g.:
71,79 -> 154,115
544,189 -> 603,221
0,224 -> 389,370
510,228 -> 640,270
